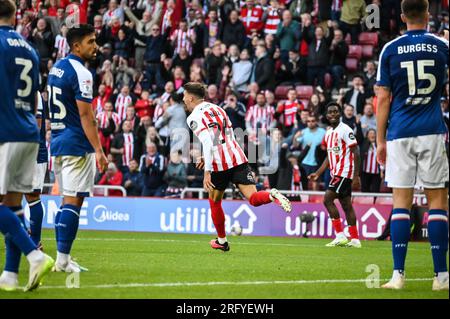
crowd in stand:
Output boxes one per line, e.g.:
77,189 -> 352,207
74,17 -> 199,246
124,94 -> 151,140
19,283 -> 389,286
17,0 -> 450,198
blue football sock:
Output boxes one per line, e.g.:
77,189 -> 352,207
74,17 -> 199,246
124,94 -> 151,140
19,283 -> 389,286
28,199 -> 44,245
56,204 -> 80,254
428,209 -> 449,274
54,208 -> 62,241
0,206 -> 36,273
391,208 -> 411,272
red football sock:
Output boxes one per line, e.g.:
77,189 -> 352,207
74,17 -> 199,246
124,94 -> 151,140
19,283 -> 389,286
249,191 -> 272,207
209,199 -> 226,238
331,218 -> 344,233
348,225 -> 359,239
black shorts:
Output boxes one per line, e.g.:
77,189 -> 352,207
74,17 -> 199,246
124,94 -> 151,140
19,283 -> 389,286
328,176 -> 352,198
211,163 -> 256,191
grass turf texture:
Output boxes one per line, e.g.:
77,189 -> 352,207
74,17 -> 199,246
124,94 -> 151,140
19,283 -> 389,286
0,229 -> 448,299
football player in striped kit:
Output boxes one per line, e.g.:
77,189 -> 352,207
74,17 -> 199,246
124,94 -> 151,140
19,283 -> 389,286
308,102 -> 362,248
183,82 -> 292,252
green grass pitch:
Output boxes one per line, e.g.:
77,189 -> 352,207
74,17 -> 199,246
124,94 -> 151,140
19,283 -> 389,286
0,229 -> 448,299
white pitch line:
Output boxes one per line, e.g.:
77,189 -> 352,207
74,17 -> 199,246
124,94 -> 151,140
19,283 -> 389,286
39,278 -> 433,290
41,237 -> 425,251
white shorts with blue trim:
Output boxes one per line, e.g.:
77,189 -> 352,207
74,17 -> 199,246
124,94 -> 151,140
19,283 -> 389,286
0,142 -> 39,194
386,134 -> 449,189
53,153 -> 96,197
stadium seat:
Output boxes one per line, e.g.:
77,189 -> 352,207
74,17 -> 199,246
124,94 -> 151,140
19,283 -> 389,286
345,58 -> 359,72
352,196 -> 375,204
358,32 -> 379,47
348,45 -> 363,60
375,196 -> 393,205
275,85 -> 292,100
362,45 -> 374,59
295,85 -> 314,100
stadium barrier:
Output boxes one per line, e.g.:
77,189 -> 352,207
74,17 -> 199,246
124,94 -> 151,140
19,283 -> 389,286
27,191 -> 431,241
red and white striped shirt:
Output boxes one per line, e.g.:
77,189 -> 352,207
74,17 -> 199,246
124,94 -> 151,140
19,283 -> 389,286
115,94 -> 132,122
264,7 -> 280,35
277,100 -> 303,127
122,132 -> 134,167
54,35 -> 69,60
325,122 -> 358,179
171,29 -> 195,55
363,143 -> 380,174
245,104 -> 275,131
292,164 -> 302,191
162,8 -> 173,35
187,102 -> 248,172
96,111 -> 121,130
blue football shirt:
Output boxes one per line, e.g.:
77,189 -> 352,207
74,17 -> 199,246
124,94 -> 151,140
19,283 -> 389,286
377,29 -> 449,141
47,53 -> 94,156
36,91 -> 48,164
0,25 -> 40,143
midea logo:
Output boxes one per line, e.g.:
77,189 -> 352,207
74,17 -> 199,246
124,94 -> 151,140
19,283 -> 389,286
93,205 -> 130,223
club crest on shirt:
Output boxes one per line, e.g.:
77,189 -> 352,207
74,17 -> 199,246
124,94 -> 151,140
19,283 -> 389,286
190,120 -> 198,131
349,132 -> 355,140
247,172 -> 255,183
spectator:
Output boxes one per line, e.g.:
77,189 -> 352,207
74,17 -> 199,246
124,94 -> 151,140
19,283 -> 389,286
103,0 -> 125,26
30,18 -> 54,69
92,83 -> 113,115
230,48 -> 253,93
186,148 -> 204,189
164,151 -> 187,198
221,9 -> 246,49
172,66 -> 187,90
145,125 -> 167,155
53,23 -> 69,61
110,120 -> 137,173
98,163 -> 124,196
289,0 -> 313,21
250,44 -> 276,91
123,159 -> 144,196
303,22 -> 334,88
158,93 -> 188,153
136,0 -> 163,17
172,47 -> 193,80
240,0 -> 264,37
276,10 -> 301,63
140,142 -> 166,196
246,92 -> 276,153
360,103 -> 377,136
293,114 -> 326,190
360,129 -> 381,193
113,57 -> 137,89
204,8 -> 223,48
278,50 -> 305,84
263,0 -> 282,35
341,104 -> 364,145
124,106 -> 141,137
329,27 -> 348,90
97,101 -> 121,155
134,90 -> 152,118
204,42 -> 226,86
171,19 -> 196,56
363,61 -> 377,97
114,85 -> 133,122
339,0 -> 366,44
113,28 -> 132,60
221,93 -> 247,131
343,74 -> 367,115
276,88 -> 305,138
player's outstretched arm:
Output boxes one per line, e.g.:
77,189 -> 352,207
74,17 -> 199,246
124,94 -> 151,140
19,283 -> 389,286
376,86 -> 392,165
78,100 -> 108,172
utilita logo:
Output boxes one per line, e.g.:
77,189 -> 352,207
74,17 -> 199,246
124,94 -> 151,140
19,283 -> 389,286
160,204 -> 257,234
93,205 -> 130,223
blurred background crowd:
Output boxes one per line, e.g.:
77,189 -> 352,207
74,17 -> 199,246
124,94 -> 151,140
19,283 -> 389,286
15,0 -> 450,198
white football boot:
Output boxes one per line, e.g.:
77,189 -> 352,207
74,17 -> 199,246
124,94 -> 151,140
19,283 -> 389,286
270,188 -> 292,213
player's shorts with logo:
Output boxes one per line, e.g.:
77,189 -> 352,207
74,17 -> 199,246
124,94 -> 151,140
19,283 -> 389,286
53,153 -> 96,197
386,134 -> 449,188
32,162 -> 48,193
0,142 -> 39,194
211,163 -> 255,191
328,175 -> 352,198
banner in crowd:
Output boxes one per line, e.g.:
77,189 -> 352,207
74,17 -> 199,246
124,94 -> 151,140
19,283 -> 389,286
27,196 -> 429,240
